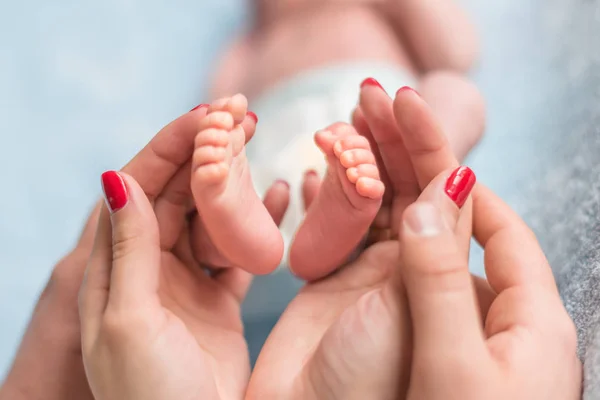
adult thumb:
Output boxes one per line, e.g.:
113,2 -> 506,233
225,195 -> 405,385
400,167 -> 486,363
101,171 -> 161,310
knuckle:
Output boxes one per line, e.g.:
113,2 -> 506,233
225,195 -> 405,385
46,249 -> 89,299
100,310 -> 151,346
418,262 -> 472,293
101,312 -> 130,343
111,227 -> 144,262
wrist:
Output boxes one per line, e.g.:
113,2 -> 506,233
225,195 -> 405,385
1,287 -> 92,400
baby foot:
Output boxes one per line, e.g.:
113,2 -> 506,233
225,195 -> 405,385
191,94 -> 284,274
289,122 -> 384,281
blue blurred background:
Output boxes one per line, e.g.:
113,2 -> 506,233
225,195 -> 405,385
0,0 -> 563,377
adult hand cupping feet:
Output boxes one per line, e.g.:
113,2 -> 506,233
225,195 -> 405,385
401,182 -> 581,400
0,105 -> 288,400
77,104 -> 290,400
0,109 -> 246,400
247,84 -> 477,399
247,84 -> 580,400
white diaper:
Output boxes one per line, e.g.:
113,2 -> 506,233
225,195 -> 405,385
246,62 -> 415,266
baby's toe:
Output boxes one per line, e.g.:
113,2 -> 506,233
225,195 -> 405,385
208,94 -> 248,124
356,177 -> 385,200
339,149 -> 376,169
198,111 -> 235,132
346,163 -> 380,184
193,162 -> 230,186
194,128 -> 230,148
228,93 -> 248,124
333,135 -> 371,158
314,129 -> 336,156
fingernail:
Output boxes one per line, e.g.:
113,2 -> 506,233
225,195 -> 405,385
445,166 -> 476,208
360,77 -> 386,92
101,171 -> 128,213
190,104 -> 209,112
305,170 -> 318,179
395,86 -> 420,97
403,203 -> 444,237
275,179 -> 290,189
246,111 -> 258,123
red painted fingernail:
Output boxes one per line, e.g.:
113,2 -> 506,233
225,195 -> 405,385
101,171 -> 128,213
396,86 -> 420,97
190,103 -> 209,112
444,166 -> 476,208
246,111 -> 258,123
360,77 -> 385,92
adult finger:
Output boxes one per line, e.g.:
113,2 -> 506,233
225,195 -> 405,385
153,161 -> 193,250
121,106 -> 209,200
351,106 -> 393,207
400,167 -> 486,358
79,204 -> 112,341
392,86 -> 459,189
262,179 -> 291,226
302,170 -> 321,210
76,201 -> 103,249
472,184 -> 558,295
358,79 -> 418,196
101,171 -> 162,310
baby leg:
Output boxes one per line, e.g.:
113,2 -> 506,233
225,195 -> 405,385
289,123 -> 384,281
384,0 -> 480,72
191,94 -> 284,274
419,71 -> 486,160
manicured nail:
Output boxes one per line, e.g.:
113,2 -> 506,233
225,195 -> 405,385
247,111 -> 258,123
305,170 -> 318,178
395,86 -> 419,97
360,77 -> 385,92
275,179 -> 290,189
101,171 -> 128,213
190,104 -> 209,112
404,203 -> 444,237
444,166 -> 476,208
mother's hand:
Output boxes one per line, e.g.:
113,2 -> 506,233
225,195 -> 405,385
400,181 -> 581,399
0,107 -> 286,400
0,109 -> 211,400
78,169 -> 285,400
247,85 -> 469,399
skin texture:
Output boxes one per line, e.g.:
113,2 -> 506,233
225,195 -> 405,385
79,171 -> 287,400
214,0 -> 479,97
1,85 -> 580,400
246,85 -> 580,400
399,182 -> 581,400
289,122 -> 385,280
0,108 -> 290,400
190,95 -> 284,274
247,80 -> 474,400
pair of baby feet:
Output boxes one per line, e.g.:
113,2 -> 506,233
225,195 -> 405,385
190,94 -> 384,281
